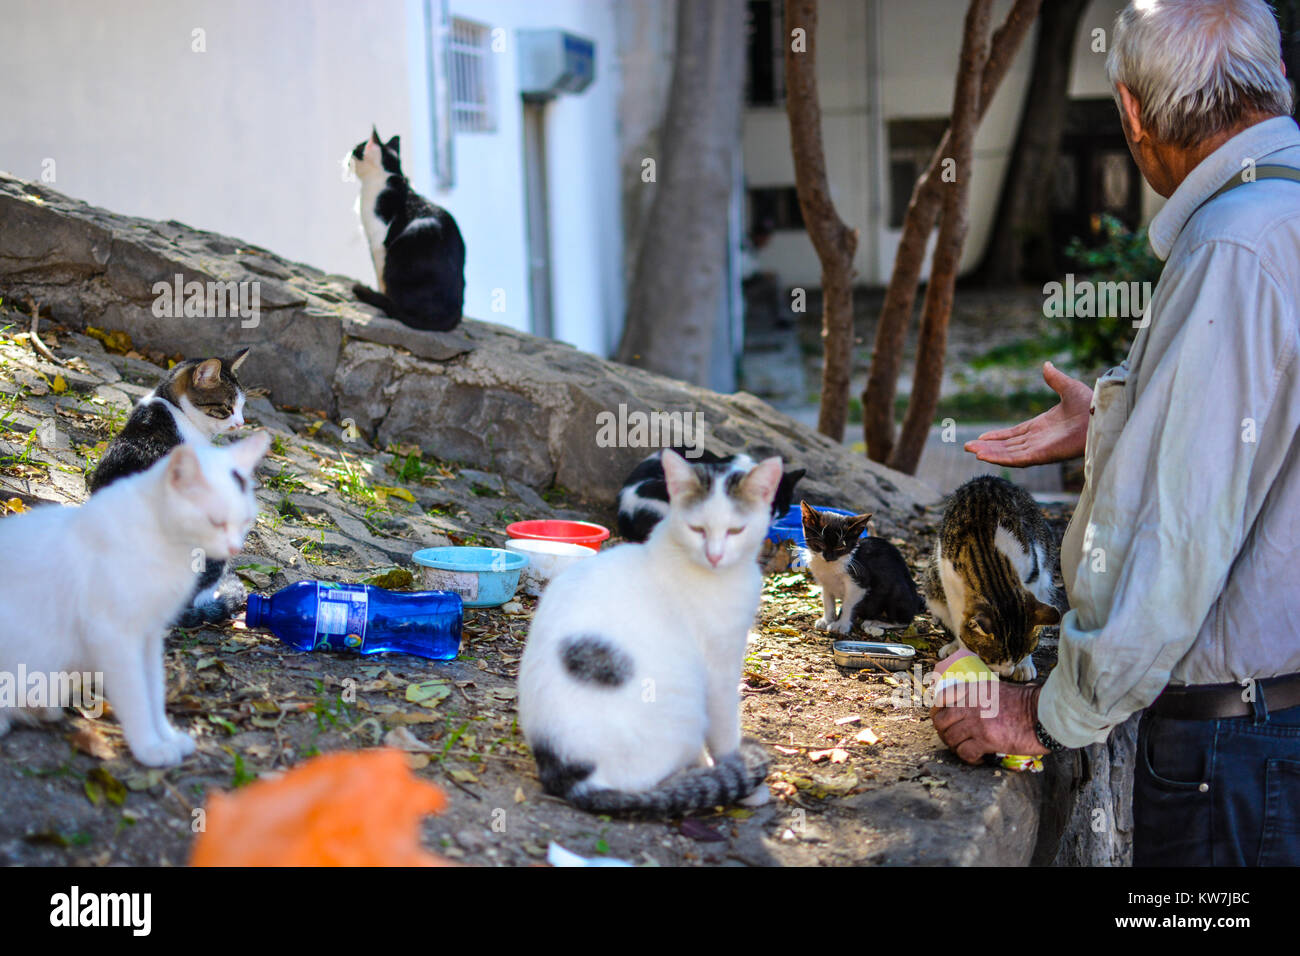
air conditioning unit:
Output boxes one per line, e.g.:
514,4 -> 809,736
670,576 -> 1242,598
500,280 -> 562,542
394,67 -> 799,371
516,29 -> 596,101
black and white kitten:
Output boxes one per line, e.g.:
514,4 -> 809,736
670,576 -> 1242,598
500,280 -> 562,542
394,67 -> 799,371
349,127 -> 466,332
801,501 -> 925,633
90,351 -> 252,627
616,448 -> 806,543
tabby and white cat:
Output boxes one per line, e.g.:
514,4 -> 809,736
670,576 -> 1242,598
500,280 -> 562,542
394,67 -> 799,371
90,351 -> 251,627
349,127 -> 466,331
801,502 -> 924,632
922,476 -> 1066,681
616,448 -> 805,543
520,450 -> 779,815
0,432 -> 270,766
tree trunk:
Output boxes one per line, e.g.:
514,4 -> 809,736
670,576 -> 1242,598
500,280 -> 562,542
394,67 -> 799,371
886,0 -> 990,475
861,0 -> 1040,464
977,0 -> 1091,286
783,0 -> 859,442
615,0 -> 746,386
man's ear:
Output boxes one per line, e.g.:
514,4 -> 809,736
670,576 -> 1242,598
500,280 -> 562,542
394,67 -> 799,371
661,449 -> 698,502
1116,82 -> 1145,144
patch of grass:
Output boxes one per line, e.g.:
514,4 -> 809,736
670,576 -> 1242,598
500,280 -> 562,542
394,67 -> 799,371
298,529 -> 328,563
0,428 -> 39,470
323,453 -> 380,508
309,681 -> 357,734
967,335 -> 1067,371
264,465 -> 307,494
229,752 -> 256,789
390,451 -> 429,483
494,506 -> 524,525
541,483 -> 570,505
269,434 -> 288,456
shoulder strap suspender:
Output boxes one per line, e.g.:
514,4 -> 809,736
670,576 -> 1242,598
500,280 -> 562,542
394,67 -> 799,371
1194,164 -> 1300,217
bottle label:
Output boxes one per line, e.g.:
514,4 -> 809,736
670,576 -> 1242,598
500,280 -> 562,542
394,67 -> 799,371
421,569 -> 479,602
315,583 -> 369,651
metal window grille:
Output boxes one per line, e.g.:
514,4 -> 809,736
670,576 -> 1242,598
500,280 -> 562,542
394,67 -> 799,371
449,18 -> 496,133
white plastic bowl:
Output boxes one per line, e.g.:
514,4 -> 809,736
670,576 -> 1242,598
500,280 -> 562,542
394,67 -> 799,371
505,538 -> 597,596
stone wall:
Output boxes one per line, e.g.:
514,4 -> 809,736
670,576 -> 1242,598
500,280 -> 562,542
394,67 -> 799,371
0,172 -> 939,527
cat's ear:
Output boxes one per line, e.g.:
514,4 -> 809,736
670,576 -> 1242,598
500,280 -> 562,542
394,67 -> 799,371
386,134 -> 401,155
228,347 -> 250,374
370,125 -> 381,144
799,499 -> 821,528
660,449 -> 698,501
739,456 -> 783,507
1029,598 -> 1061,627
229,430 -> 271,474
165,445 -> 208,496
784,468 -> 807,489
191,358 -> 222,390
846,513 -> 873,539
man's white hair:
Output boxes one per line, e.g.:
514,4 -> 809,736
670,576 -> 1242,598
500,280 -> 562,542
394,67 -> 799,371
1107,0 -> 1293,147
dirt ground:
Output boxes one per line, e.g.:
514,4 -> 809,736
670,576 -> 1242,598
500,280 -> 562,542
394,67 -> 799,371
0,314 -> 1072,867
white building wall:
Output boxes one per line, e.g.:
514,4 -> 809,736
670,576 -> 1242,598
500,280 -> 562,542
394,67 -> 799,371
0,0 -> 626,356
744,0 -> 1151,288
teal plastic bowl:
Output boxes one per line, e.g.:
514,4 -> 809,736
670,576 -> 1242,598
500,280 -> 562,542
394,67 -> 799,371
412,546 -> 529,608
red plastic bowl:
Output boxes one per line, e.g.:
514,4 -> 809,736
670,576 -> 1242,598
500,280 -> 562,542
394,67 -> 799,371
507,519 -> 610,548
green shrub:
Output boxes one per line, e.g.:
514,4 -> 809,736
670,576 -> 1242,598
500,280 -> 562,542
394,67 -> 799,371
1051,214 -> 1164,371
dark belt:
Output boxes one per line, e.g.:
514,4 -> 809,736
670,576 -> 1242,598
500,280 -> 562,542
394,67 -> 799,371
1150,672 -> 1300,720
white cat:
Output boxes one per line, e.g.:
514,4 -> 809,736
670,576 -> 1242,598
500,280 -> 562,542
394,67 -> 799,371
0,431 -> 270,766
518,450 -> 781,814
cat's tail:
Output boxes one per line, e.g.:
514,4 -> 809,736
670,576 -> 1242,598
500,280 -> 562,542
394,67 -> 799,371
173,576 -> 247,629
544,739 -> 771,817
352,283 -> 460,332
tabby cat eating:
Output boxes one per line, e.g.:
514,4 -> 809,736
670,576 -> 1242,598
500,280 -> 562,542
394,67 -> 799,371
922,476 -> 1067,681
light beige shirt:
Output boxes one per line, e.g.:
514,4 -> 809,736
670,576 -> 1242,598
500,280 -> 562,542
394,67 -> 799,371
1040,116 -> 1300,747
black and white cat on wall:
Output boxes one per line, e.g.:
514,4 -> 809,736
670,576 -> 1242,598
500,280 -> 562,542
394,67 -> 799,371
349,127 -> 466,332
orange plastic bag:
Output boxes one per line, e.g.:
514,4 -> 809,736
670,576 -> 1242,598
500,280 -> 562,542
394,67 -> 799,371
191,749 -> 452,866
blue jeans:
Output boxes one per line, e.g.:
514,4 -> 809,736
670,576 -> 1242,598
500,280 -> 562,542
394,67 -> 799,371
1134,684 -> 1300,866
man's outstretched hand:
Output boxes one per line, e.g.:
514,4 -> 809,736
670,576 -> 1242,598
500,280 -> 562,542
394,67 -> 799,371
964,362 -> 1093,467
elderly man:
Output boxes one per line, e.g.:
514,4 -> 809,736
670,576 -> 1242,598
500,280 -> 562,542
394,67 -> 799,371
933,0 -> 1300,867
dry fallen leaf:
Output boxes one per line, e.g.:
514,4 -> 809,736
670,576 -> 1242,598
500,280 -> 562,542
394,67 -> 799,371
808,748 -> 850,764
68,724 -> 116,760
383,726 -> 434,752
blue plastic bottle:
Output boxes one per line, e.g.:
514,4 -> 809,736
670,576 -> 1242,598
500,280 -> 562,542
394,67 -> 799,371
245,582 -> 463,661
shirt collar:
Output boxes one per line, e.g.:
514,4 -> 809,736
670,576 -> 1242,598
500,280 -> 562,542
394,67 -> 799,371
1148,115 -> 1300,260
